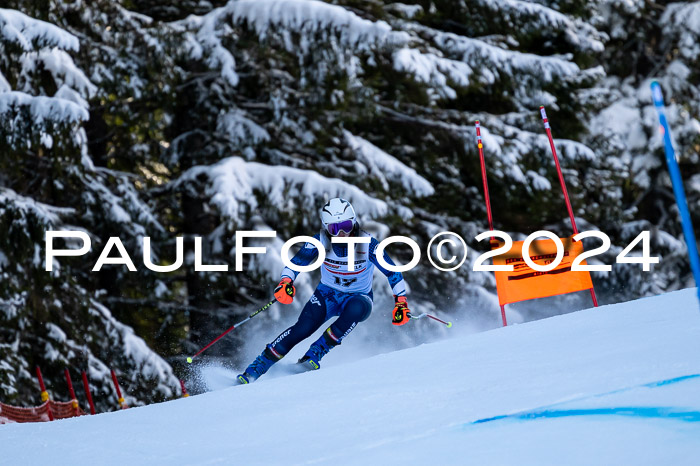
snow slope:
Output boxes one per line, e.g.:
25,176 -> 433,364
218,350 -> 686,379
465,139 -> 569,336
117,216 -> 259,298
2,289 -> 700,465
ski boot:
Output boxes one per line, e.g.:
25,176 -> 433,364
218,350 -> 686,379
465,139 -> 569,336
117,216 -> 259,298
237,346 -> 281,384
298,328 -> 339,370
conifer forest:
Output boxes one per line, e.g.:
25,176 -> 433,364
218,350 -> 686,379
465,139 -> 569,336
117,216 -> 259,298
1,0 -> 698,407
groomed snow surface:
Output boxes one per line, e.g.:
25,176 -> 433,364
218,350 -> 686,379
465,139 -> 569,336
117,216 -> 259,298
3,288 -> 700,465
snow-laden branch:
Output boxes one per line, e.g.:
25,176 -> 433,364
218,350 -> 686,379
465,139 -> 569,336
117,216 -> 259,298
433,31 -> 580,84
89,301 -> 180,399
343,131 -> 434,197
393,48 -> 472,100
20,48 -> 97,99
228,0 -> 405,51
661,3 -> 700,61
0,188 -> 74,228
81,171 -> 165,237
172,156 -> 389,222
472,0 -> 605,53
180,0 -> 408,87
0,91 -> 88,125
0,8 -> 79,52
217,109 -> 270,146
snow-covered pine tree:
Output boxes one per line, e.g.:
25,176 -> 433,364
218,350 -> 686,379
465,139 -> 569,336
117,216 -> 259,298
2,0 -> 698,404
0,5 -> 180,408
574,0 -> 700,301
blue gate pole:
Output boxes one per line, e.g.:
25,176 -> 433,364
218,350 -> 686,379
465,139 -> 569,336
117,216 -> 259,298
650,81 -> 700,310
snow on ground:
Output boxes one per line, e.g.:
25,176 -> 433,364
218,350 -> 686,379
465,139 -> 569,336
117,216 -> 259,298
2,288 -> 699,465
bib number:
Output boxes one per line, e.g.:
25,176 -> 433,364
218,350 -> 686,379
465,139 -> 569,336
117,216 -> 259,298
334,277 -> 358,287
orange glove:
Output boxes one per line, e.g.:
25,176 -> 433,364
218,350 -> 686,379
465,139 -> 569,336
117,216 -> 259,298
274,277 -> 295,305
392,296 -> 410,326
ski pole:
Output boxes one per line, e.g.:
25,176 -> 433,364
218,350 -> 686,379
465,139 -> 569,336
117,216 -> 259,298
186,298 -> 277,363
408,312 -> 452,328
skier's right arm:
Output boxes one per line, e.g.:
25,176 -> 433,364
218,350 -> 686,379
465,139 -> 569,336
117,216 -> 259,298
275,235 -> 320,304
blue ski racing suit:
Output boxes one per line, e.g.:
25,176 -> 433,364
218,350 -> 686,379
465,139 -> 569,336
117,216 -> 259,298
238,228 -> 407,382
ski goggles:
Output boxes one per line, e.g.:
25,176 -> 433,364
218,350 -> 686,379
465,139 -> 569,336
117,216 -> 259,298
326,220 -> 354,236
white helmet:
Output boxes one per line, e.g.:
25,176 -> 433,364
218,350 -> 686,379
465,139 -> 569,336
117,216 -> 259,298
321,198 -> 356,236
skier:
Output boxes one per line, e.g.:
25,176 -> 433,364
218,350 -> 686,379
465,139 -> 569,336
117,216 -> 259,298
237,197 -> 412,384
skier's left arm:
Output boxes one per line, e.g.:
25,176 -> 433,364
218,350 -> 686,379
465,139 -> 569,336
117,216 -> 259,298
368,238 -> 411,326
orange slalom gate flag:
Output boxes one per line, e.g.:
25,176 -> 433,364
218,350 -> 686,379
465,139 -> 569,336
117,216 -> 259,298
492,236 -> 594,306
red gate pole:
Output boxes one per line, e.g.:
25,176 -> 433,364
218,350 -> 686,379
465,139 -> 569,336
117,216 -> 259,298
110,369 -> 128,410
476,121 -> 495,232
540,106 -> 599,307
476,121 -> 508,326
81,370 -> 96,415
36,366 -> 54,421
539,106 -> 578,234
64,368 -> 79,416
180,379 -> 190,398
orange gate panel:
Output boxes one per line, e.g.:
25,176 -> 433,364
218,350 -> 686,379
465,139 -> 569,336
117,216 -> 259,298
493,236 -> 594,306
